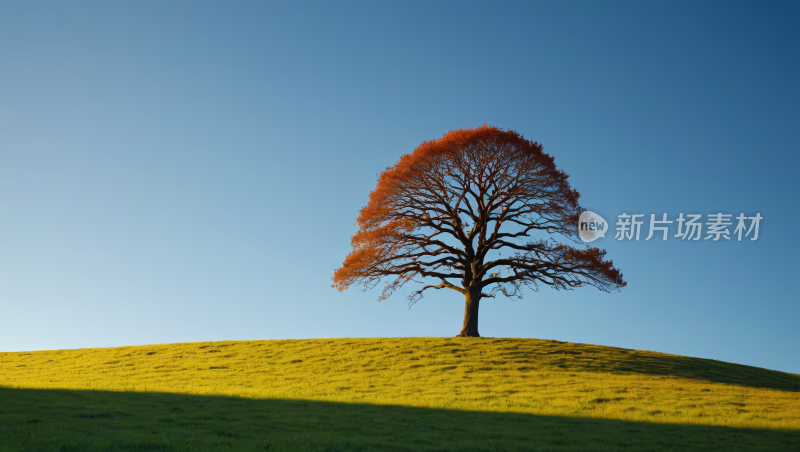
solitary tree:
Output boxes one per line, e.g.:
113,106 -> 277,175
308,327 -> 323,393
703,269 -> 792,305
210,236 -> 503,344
332,125 -> 626,337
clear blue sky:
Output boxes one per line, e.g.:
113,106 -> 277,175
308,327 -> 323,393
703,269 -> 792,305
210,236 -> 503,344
1,1 -> 798,373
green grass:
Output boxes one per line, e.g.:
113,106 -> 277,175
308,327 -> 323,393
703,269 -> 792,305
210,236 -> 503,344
1,337 -> 799,451
2,387 -> 800,451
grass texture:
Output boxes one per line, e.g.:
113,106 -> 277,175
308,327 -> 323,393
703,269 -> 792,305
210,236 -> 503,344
1,337 -> 799,451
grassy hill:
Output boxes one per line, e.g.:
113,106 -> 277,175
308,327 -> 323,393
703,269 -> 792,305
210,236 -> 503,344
1,337 -> 799,451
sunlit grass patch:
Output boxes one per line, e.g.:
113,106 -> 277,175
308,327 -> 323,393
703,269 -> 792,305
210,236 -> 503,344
1,337 -> 798,432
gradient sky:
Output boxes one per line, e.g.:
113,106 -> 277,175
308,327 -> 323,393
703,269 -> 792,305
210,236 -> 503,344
1,1 -> 798,373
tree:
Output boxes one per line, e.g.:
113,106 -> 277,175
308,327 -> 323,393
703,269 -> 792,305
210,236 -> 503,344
332,125 -> 626,337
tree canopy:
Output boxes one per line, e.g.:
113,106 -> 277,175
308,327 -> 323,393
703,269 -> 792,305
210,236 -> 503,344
333,125 -> 626,337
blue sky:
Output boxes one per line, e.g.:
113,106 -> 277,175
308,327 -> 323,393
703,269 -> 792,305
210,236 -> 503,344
1,1 -> 798,373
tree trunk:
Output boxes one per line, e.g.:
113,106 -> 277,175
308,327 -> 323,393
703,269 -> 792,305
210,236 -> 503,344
456,287 -> 481,337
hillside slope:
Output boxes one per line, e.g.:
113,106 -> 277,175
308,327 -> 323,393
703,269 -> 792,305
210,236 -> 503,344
1,337 -> 798,430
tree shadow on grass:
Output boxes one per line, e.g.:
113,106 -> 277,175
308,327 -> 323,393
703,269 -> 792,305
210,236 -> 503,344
0,386 -> 798,452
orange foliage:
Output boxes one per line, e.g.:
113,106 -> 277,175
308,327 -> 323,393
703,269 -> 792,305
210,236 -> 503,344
333,125 -> 625,324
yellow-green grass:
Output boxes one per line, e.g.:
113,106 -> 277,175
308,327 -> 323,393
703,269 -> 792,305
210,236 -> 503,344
1,337 -> 799,451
